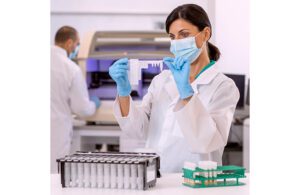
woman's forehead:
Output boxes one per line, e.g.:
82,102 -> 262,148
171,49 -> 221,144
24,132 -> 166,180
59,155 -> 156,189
169,19 -> 198,34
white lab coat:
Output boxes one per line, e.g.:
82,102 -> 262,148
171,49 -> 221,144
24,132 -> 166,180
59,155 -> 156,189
51,45 -> 96,173
113,64 -> 239,173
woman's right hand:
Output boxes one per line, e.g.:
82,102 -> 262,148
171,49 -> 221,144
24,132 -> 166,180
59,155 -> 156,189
163,56 -> 194,99
109,58 -> 131,96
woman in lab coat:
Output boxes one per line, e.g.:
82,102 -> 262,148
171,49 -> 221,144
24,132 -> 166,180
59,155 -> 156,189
109,4 -> 239,173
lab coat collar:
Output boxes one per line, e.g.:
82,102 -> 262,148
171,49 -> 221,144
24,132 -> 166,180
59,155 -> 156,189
52,45 -> 67,57
191,65 -> 219,93
193,64 -> 219,85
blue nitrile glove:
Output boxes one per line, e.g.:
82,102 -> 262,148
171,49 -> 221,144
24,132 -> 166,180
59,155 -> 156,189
163,57 -> 194,99
90,96 -> 101,109
108,58 -> 131,96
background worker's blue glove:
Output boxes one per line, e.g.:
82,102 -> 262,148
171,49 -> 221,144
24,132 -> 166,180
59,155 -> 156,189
163,57 -> 194,99
90,96 -> 101,109
109,58 -> 131,96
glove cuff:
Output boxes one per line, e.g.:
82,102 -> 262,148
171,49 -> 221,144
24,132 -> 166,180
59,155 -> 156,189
117,84 -> 131,97
178,84 -> 194,99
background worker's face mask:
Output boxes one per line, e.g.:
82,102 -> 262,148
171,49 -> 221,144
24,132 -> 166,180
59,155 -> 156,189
170,32 -> 205,63
69,44 -> 80,60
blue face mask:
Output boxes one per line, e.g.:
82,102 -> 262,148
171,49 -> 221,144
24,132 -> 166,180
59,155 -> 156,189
69,44 -> 80,60
170,33 -> 204,63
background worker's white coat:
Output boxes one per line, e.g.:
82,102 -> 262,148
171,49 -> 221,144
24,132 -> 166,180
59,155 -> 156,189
51,45 -> 96,173
113,64 -> 239,173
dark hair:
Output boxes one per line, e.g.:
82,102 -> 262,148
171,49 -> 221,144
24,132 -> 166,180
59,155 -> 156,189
165,4 -> 221,61
55,26 -> 78,44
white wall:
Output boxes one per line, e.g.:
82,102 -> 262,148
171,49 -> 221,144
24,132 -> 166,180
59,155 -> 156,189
214,0 -> 250,78
51,0 -> 208,14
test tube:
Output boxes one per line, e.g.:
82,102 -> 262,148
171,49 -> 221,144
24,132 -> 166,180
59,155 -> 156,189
83,158 -> 91,188
64,160 -> 71,187
124,163 -> 130,189
130,163 -> 137,189
104,162 -> 111,188
204,162 -> 209,185
90,159 -> 97,188
209,163 -> 213,184
212,162 -> 218,185
110,161 -> 117,189
117,162 -> 124,189
77,158 -> 84,187
204,163 -> 209,178
209,163 -> 213,179
137,163 -> 144,190
70,158 -> 78,187
97,161 -> 104,188
201,162 -> 209,186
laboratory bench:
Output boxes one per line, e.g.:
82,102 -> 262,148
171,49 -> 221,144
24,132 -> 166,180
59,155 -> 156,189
71,124 -> 122,153
73,124 -> 121,137
51,173 -> 249,195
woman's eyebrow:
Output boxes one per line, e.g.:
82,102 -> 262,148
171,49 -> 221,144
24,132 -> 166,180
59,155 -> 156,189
178,29 -> 190,33
169,29 -> 190,36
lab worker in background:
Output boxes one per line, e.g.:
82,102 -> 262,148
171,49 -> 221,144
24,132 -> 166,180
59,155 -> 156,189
51,26 -> 100,173
109,4 -> 239,173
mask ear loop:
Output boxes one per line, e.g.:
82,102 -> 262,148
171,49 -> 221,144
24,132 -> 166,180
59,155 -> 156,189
194,32 -> 206,49
194,32 -> 202,38
200,40 -> 207,49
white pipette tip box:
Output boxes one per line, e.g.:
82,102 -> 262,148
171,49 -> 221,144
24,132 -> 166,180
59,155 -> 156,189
56,151 -> 161,190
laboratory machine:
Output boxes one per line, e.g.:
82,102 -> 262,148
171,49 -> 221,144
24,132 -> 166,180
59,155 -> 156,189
76,31 -> 173,124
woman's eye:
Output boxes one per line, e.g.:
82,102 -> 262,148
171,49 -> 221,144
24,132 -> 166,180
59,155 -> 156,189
169,35 -> 175,40
177,32 -> 190,39
182,33 -> 190,37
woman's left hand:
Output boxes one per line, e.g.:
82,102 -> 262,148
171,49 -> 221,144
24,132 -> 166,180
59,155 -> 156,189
163,57 -> 194,99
